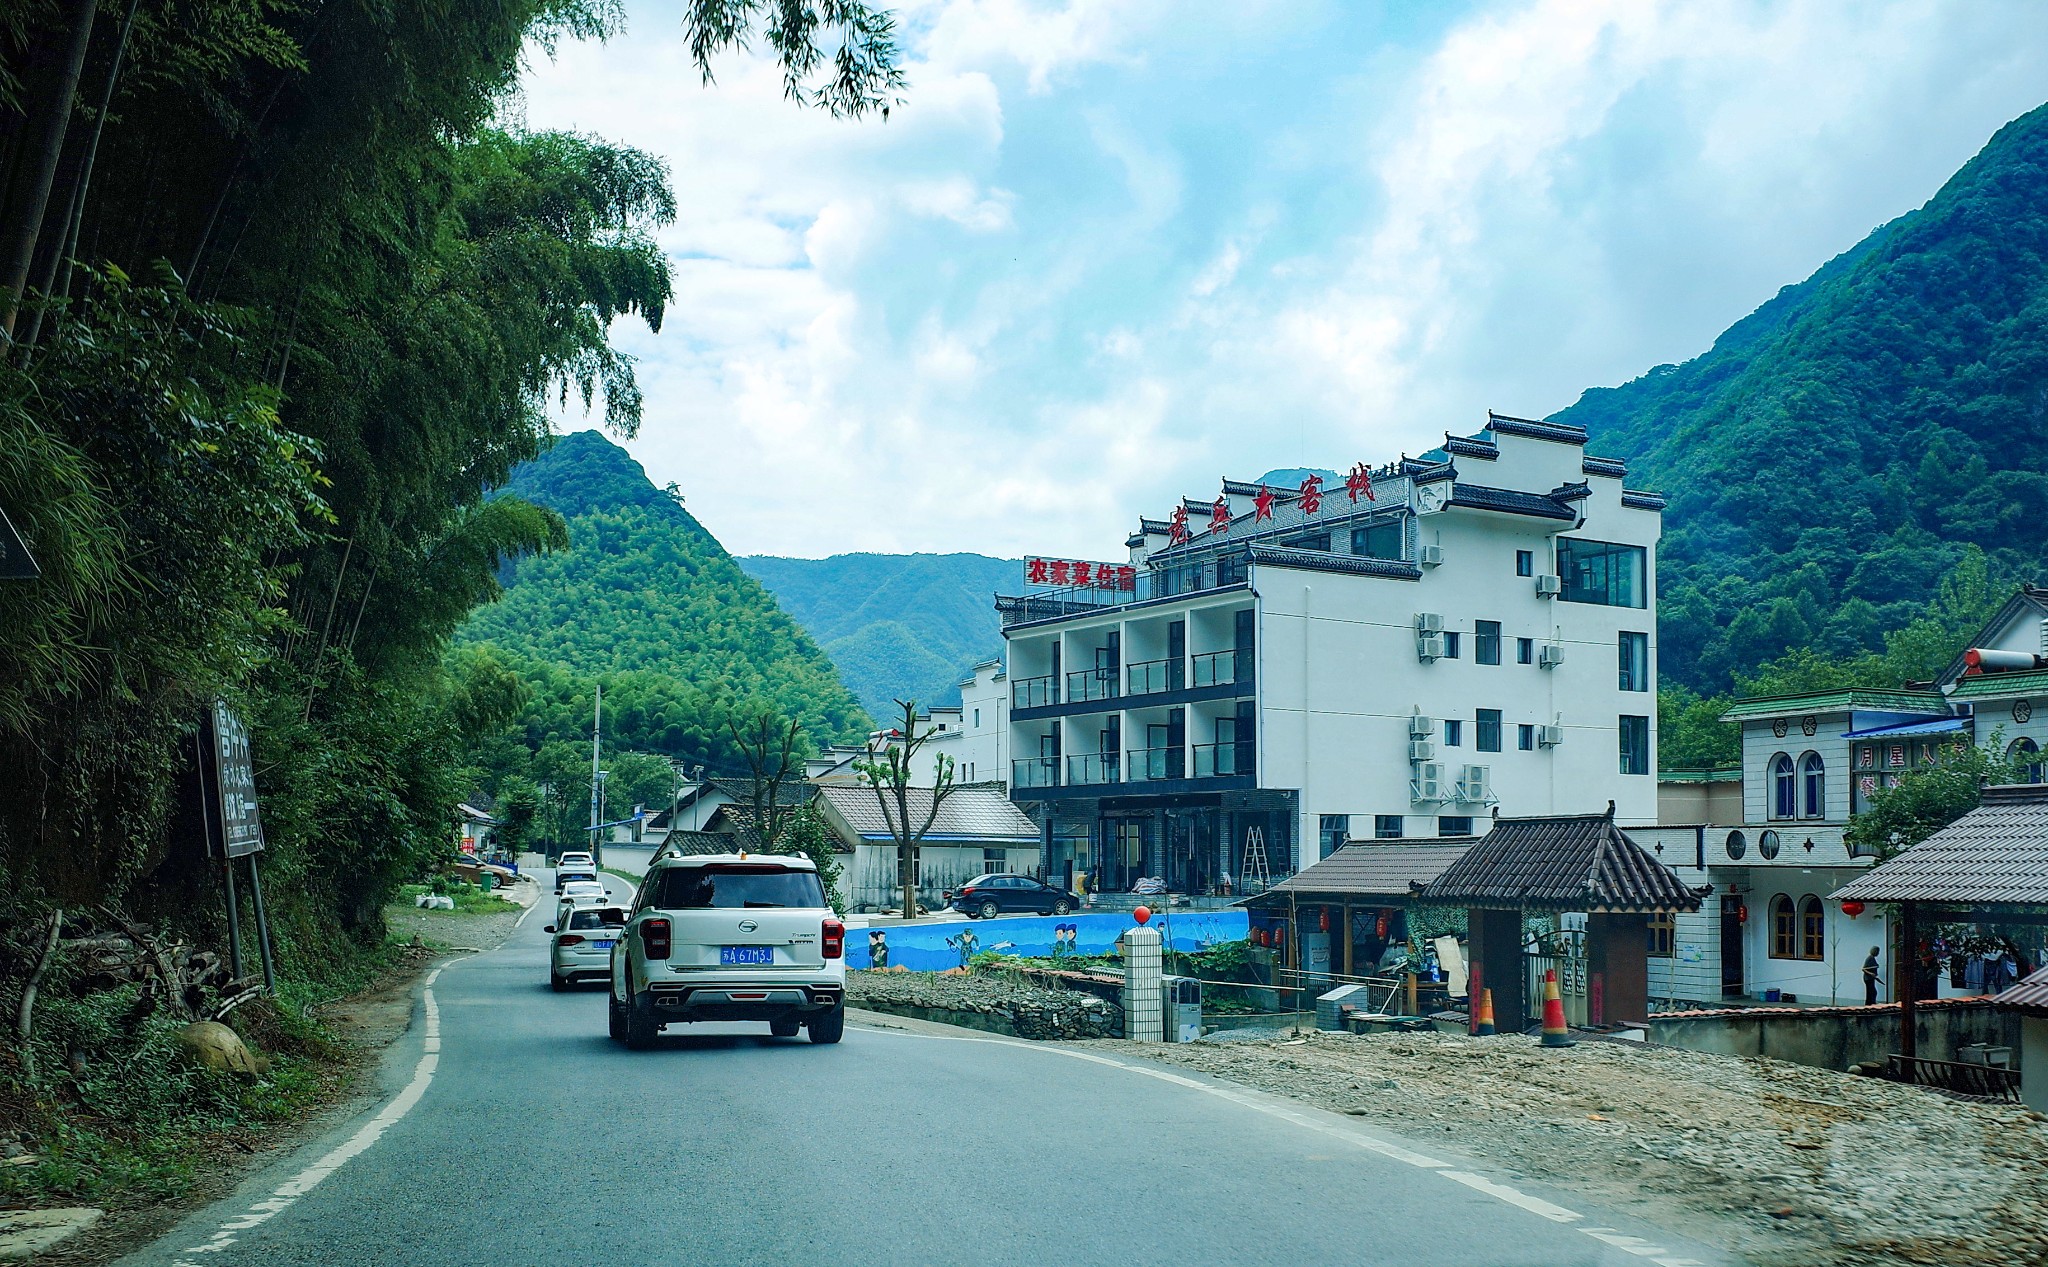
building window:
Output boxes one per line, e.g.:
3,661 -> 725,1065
1770,752 -> 1795,819
1439,816 -> 1476,836
1476,709 -> 1502,753
1318,815 -> 1350,859
984,848 -> 1007,873
1758,829 -> 1781,860
2010,737 -> 2044,784
1476,620 -> 1501,666
1515,549 -> 1534,577
1724,829 -> 1746,860
1351,520 -> 1403,560
1516,637 -> 1534,665
1374,815 -> 1403,839
1799,896 -> 1826,961
973,708 -> 981,728
1284,532 -> 1332,552
1442,631 -> 1461,659
1618,631 -> 1648,692
1517,724 -> 1536,751
1443,720 -> 1464,747
1799,752 -> 1825,819
1556,537 -> 1647,608
1648,912 -> 1675,958
1769,895 -> 1796,959
1619,715 -> 1650,775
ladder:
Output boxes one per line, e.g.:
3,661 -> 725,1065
1240,826 -> 1271,895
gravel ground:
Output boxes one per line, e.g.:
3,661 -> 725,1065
382,886 -> 533,953
1110,1026 -> 2048,1267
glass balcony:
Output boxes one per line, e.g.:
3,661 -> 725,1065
1065,668 -> 1121,704
1191,650 -> 1238,688
1192,742 -> 1241,777
1011,674 -> 1058,708
1125,657 -> 1184,697
1065,753 -> 1122,785
1125,746 -> 1184,782
1011,757 -> 1060,789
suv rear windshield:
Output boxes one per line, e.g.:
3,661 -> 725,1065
651,865 -> 825,910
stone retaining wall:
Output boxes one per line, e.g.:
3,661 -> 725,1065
1650,997 -> 2019,1071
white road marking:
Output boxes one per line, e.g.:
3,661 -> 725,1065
853,1023 -> 1728,1262
169,961 -> 467,1265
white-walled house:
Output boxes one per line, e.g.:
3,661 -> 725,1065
812,782 -> 1043,912
996,412 -> 1665,896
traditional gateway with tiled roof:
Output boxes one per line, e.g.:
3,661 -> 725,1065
811,783 -> 1042,913
1994,965 -> 2048,1112
993,410 -> 1665,905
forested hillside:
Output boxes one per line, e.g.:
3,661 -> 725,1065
463,432 -> 870,744
1553,101 -> 2048,697
739,552 -> 1016,714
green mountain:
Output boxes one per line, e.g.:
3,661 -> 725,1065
461,431 -> 871,742
1553,101 -> 2048,693
738,553 -> 1018,715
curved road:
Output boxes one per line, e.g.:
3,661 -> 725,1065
118,873 -> 1733,1267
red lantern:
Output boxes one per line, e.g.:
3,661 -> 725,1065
1840,901 -> 1865,919
1376,912 -> 1389,939
1318,907 -> 1330,932
1735,901 -> 1749,925
1133,905 -> 1152,925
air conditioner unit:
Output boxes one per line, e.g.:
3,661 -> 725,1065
1534,575 -> 1562,598
1418,544 -> 1445,567
1415,612 -> 1444,634
1408,739 -> 1437,762
1538,643 -> 1565,669
1457,764 -> 1494,804
1410,762 -> 1446,802
1537,724 -> 1565,748
1407,713 -> 1435,738
1416,633 -> 1445,662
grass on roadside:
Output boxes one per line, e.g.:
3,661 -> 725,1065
395,881 -> 520,915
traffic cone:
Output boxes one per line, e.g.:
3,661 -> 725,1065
1539,968 -> 1576,1048
1474,988 -> 1496,1036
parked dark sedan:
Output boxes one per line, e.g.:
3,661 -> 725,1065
947,874 -> 1078,919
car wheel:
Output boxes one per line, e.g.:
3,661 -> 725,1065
624,993 -> 659,1050
607,990 -> 627,1043
977,900 -> 1000,920
1051,899 -> 1072,916
549,972 -> 567,992
770,1017 -> 801,1038
808,1003 -> 845,1045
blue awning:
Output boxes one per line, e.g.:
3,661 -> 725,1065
1839,717 -> 1968,739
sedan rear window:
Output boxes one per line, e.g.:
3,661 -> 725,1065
566,909 -> 612,930
652,866 -> 825,909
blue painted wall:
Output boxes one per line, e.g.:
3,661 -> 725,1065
850,910 -> 1249,972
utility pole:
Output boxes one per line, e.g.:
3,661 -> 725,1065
588,683 -> 603,863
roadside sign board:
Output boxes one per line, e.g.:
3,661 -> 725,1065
0,507 -> 38,580
204,702 -> 267,857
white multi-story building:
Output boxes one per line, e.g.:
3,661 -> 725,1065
994,412 -> 1666,895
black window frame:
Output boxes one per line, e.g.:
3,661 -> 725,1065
1618,631 -> 1648,692
1442,631 -> 1461,659
1438,816 -> 1475,837
1351,520 -> 1403,561
1619,714 -> 1650,776
1476,708 -> 1502,753
1475,620 -> 1501,666
1318,814 -> 1350,858
1515,549 -> 1534,577
1516,637 -> 1534,665
1556,537 -> 1647,609
1443,719 -> 1464,748
1373,815 -> 1403,840
1517,723 -> 1536,751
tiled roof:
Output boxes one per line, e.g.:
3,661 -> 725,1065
1581,455 -> 1628,478
1421,812 -> 1707,912
1247,545 -> 1422,581
813,783 -> 1040,844
1620,489 -> 1668,511
1411,461 -> 1457,485
1994,966 -> 2048,1016
1138,517 -> 1174,535
1717,689 -> 1949,722
1447,484 -> 1577,521
1549,481 -> 1593,503
1839,717 -> 1968,739
1948,667 -> 2048,701
1444,434 -> 1499,460
706,776 -> 817,807
657,830 -> 752,857
1831,784 -> 2048,905
1260,842 -> 1474,899
1488,412 -> 1587,445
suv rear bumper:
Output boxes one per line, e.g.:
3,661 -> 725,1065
644,980 -> 843,1022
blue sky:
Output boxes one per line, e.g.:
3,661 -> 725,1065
519,0 -> 2048,559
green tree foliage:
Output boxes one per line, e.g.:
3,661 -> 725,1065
494,777 -> 542,857
603,750 -> 676,822
781,804 -> 843,913
1553,104 -> 2048,693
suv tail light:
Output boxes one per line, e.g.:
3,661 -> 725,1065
557,934 -> 585,946
641,917 -> 672,960
822,919 -> 845,960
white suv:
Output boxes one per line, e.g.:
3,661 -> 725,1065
609,853 -> 846,1049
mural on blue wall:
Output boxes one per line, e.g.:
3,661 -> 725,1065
844,909 -> 1249,972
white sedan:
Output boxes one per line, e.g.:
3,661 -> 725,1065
558,879 -> 609,907
548,905 -> 626,990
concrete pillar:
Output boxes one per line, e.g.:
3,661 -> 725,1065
1468,908 -> 1525,1031
1586,913 -> 1650,1025
1123,925 -> 1163,1042
2021,1016 -> 2048,1114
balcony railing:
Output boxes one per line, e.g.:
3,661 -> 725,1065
1126,746 -> 1184,782
1011,757 -> 1059,789
1126,657 -> 1185,696
1065,753 -> 1121,785
1191,650 -> 1239,688
1192,742 -> 1241,777
1012,674 -> 1058,708
1065,668 -> 1120,704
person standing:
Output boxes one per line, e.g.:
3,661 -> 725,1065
1863,946 -> 1882,1006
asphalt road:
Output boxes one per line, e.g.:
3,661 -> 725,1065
117,872 -> 1735,1267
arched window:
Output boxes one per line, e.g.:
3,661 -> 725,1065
1769,895 -> 1796,959
2009,737 -> 2044,785
1771,753 -> 1796,819
1800,752 -> 1826,819
1799,896 -> 1826,960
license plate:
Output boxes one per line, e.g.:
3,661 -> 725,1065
592,939 -> 616,950
720,946 -> 774,965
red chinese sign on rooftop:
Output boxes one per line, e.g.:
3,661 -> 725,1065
1025,557 -> 1137,592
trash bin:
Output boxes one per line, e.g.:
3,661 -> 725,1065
1162,975 -> 1202,1042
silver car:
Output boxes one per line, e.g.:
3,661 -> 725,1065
558,879 -> 609,907
549,905 -> 627,990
